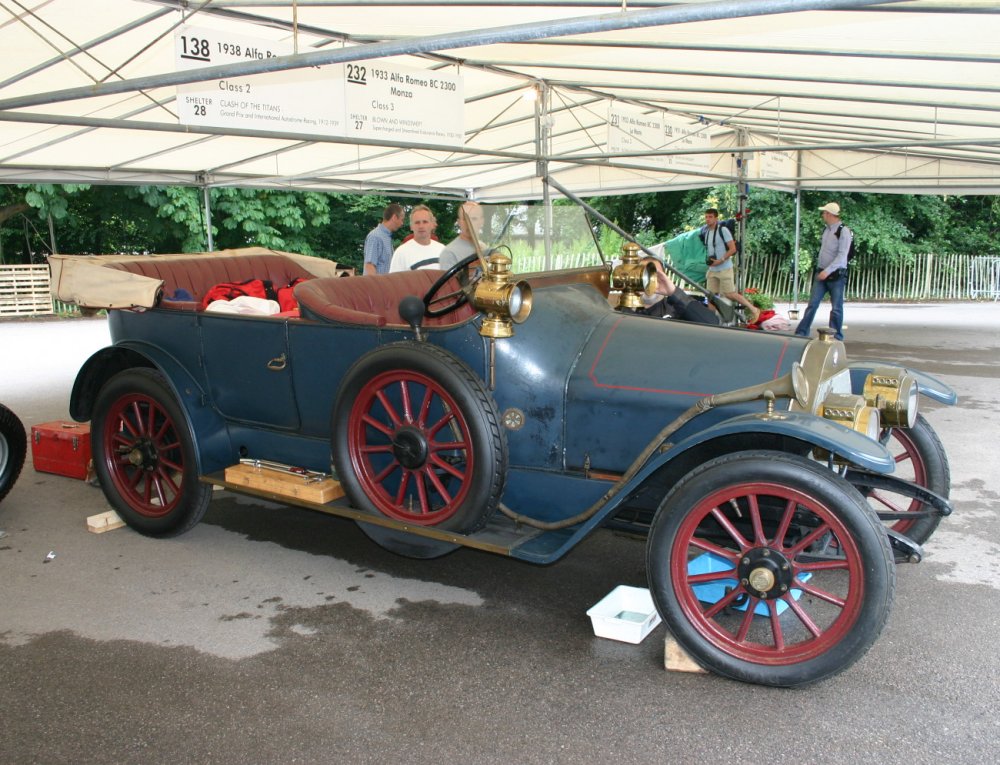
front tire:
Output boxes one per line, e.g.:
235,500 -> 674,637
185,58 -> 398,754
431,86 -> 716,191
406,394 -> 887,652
647,451 -> 895,687
92,368 -> 211,537
0,403 -> 27,504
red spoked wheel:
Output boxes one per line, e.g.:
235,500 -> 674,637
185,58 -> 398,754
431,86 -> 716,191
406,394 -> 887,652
865,415 -> 950,544
648,451 -> 894,687
102,393 -> 184,517
92,369 -> 211,537
333,342 -> 506,549
348,369 -> 475,525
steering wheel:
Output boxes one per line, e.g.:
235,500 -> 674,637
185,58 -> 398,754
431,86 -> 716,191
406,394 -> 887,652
422,252 -> 481,318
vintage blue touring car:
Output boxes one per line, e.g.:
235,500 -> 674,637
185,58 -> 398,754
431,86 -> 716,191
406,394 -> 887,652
54,205 -> 955,687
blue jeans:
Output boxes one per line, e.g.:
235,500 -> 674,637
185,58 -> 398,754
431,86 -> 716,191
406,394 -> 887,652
795,272 -> 845,341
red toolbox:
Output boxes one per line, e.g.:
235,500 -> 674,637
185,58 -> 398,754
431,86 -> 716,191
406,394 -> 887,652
31,421 -> 92,480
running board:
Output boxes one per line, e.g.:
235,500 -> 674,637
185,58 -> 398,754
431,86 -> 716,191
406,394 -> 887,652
201,471 -> 546,557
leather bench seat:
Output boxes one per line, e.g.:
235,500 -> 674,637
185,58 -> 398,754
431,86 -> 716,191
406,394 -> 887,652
294,270 -> 476,327
105,254 -> 317,310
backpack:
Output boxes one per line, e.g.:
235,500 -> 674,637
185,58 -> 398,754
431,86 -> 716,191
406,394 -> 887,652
834,223 -> 856,264
700,218 -> 741,257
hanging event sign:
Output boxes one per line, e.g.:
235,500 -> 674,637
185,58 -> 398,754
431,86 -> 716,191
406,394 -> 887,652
607,103 -> 664,167
175,26 -> 463,146
175,26 -> 344,135
607,104 -> 711,173
756,148 -> 797,180
660,113 -> 712,173
343,61 -> 463,145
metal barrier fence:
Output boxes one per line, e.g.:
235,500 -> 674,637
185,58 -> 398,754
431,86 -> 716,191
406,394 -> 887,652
740,252 -> 1000,302
0,264 -> 53,316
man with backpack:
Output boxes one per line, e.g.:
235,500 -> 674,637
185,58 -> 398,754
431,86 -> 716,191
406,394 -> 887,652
795,201 -> 852,341
702,208 -> 760,324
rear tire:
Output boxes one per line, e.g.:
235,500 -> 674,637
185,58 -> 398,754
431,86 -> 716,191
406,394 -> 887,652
92,369 -> 211,537
332,342 -> 506,541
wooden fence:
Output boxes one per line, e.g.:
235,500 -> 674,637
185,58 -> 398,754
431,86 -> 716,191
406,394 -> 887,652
0,264 -> 53,316
739,253 -> 1000,302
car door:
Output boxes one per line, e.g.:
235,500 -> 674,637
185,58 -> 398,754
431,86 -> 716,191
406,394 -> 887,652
199,314 -> 300,429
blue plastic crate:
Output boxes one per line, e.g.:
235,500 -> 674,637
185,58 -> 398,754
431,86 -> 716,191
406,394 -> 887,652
687,552 -> 810,616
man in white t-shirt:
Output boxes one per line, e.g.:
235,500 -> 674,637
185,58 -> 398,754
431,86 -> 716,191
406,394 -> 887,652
390,205 -> 445,272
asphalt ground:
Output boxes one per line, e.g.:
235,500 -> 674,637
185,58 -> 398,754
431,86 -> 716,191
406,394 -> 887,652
1,302 -> 998,765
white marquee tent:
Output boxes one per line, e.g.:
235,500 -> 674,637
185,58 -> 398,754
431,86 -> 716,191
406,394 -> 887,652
2,0 -> 1000,203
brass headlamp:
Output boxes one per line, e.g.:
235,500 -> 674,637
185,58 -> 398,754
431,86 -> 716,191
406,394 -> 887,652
611,242 -> 657,309
820,392 -> 882,440
862,367 -> 918,428
812,392 -> 882,464
472,252 -> 533,338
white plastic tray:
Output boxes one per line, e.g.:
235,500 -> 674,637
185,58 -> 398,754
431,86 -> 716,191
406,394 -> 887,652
586,585 -> 662,644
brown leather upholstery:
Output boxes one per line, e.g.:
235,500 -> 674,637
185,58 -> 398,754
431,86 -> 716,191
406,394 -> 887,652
294,270 -> 477,327
105,254 -> 316,309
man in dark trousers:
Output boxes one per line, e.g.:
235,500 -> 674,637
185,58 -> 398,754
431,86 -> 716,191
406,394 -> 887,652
796,202 -> 851,341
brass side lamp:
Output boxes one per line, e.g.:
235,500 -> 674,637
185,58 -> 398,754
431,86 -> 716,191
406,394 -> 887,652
611,242 -> 657,309
472,252 -> 533,338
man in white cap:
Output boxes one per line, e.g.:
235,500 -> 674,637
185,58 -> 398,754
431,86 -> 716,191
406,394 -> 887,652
795,201 -> 851,341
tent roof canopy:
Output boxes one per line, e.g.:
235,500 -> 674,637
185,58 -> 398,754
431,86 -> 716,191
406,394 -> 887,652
2,0 -> 1000,200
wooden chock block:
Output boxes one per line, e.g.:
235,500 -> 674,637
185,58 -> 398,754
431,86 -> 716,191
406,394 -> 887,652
224,462 -> 345,504
87,510 -> 126,534
664,636 -> 708,675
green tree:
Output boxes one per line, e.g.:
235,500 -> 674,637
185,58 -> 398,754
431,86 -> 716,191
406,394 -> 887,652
0,184 -> 90,263
582,191 -> 690,239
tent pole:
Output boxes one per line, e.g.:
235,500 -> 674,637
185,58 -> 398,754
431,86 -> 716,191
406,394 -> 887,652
47,212 -> 57,255
535,82 -> 553,270
203,185 -> 214,252
735,130 -> 749,293
793,186 -> 802,315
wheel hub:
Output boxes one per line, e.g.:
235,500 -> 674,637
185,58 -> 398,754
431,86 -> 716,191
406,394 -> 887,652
737,547 -> 795,600
126,439 -> 158,470
391,426 -> 429,469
